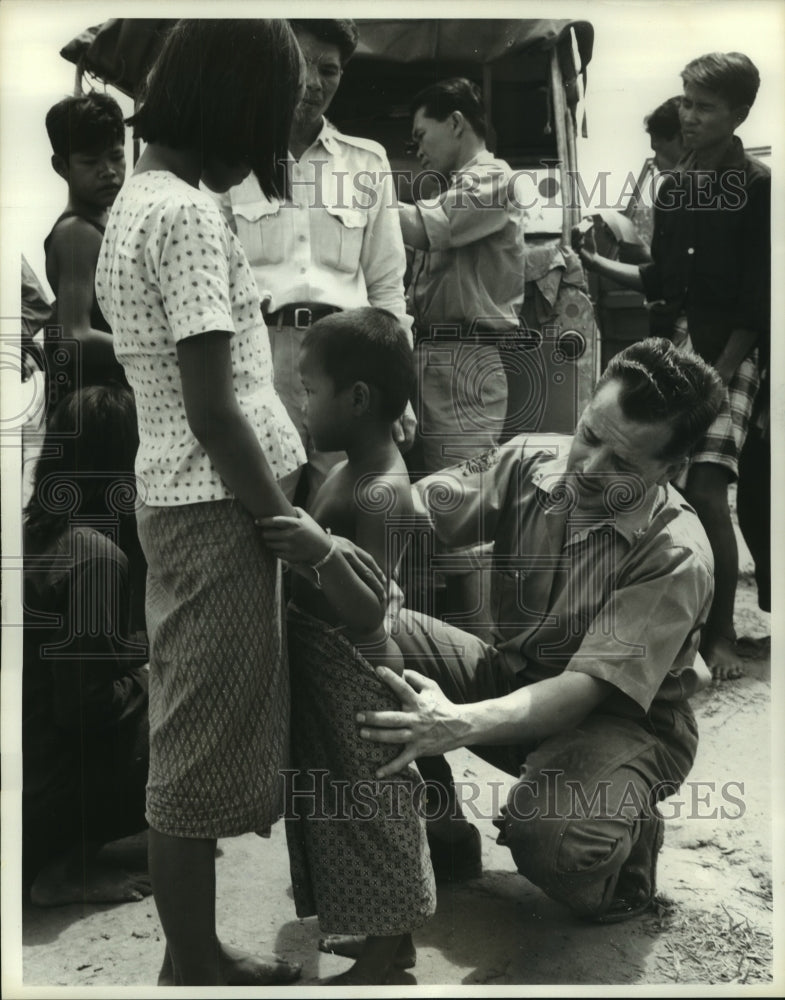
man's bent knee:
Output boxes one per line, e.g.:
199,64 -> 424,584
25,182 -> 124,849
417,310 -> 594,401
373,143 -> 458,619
497,776 -> 636,917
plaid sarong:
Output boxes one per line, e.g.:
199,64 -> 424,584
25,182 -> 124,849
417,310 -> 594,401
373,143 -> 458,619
684,353 -> 760,480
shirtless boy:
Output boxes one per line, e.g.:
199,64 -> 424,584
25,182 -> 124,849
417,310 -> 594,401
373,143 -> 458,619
44,92 -> 127,404
258,308 -> 432,984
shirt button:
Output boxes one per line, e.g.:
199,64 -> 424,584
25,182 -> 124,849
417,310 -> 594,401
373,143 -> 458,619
687,247 -> 695,255
300,267 -> 307,274
299,235 -> 306,243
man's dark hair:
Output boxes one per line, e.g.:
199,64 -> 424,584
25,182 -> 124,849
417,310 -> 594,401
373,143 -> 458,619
303,308 -> 414,422
45,92 -> 125,160
130,19 -> 301,200
288,19 -> 359,65
644,96 -> 682,140
410,77 -> 487,140
596,338 -> 724,460
681,52 -> 761,109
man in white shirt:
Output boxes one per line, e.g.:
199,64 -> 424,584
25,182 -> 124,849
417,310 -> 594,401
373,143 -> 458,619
222,19 -> 413,497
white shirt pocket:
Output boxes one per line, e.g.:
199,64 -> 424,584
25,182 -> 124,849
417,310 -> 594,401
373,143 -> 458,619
316,206 -> 368,274
232,199 -> 286,266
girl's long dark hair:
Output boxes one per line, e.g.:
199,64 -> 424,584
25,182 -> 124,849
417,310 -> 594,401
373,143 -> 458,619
24,385 -> 139,553
130,19 -> 303,199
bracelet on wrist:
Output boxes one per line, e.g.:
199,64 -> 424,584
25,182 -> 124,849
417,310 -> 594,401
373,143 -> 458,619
311,529 -> 336,589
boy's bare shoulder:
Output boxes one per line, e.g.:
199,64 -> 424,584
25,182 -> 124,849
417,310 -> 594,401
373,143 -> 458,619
353,454 -> 413,518
49,214 -> 104,245
46,216 -> 103,264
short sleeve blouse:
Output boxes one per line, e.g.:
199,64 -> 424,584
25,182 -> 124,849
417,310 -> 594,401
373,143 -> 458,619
95,171 -> 305,506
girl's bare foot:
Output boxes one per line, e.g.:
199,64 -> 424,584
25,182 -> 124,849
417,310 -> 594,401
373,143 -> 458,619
319,932 -> 416,969
321,934 -> 411,985
219,941 -> 301,985
157,942 -> 301,986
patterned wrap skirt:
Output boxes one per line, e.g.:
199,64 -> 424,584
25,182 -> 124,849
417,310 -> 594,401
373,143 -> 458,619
137,500 -> 289,839
285,604 -> 436,936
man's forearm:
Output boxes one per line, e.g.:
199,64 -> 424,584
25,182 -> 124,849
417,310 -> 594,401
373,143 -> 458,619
398,202 -> 429,250
458,671 -> 610,747
581,251 -> 644,292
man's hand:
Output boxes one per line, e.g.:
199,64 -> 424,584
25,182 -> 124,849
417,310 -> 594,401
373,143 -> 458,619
572,222 -> 598,270
392,401 -> 417,453
357,667 -> 472,778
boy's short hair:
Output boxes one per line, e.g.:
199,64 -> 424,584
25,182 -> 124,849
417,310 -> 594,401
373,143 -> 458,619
45,92 -> 125,160
596,338 -> 724,460
130,19 -> 302,200
644,96 -> 682,140
303,308 -> 414,422
288,19 -> 359,65
410,77 -> 487,140
680,52 -> 761,109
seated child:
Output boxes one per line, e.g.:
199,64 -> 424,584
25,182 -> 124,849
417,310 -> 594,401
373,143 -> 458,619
23,384 -> 150,906
259,308 -> 435,985
43,92 -> 128,408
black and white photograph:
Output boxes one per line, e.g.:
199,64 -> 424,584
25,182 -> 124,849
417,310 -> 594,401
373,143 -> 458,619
1,0 -> 782,993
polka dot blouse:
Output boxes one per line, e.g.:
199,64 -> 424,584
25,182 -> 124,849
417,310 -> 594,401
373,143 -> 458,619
96,171 -> 306,507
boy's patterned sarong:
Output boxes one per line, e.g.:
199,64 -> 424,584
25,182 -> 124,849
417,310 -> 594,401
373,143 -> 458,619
285,604 -> 436,936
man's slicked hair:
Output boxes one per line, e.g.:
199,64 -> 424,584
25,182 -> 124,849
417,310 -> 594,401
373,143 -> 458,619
644,96 -> 683,141
596,338 -> 724,460
681,52 -> 761,110
410,77 -> 487,140
46,92 -> 125,160
288,19 -> 359,65
130,19 -> 302,200
303,308 -> 414,422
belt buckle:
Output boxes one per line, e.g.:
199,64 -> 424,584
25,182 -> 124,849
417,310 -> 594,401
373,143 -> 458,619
294,307 -> 312,329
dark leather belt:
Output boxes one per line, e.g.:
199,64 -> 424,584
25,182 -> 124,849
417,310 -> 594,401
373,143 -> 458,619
263,303 -> 343,329
413,323 -> 520,345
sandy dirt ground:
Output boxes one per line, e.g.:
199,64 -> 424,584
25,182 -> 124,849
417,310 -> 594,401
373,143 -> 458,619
10,494 -> 779,995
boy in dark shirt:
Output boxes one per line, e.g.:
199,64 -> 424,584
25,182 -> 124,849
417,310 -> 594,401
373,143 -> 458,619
577,52 -> 770,681
44,92 -> 127,405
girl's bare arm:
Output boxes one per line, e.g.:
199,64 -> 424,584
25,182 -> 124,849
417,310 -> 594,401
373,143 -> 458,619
177,330 -> 297,521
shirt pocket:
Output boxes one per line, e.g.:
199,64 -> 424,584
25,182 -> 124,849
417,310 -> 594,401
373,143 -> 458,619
232,199 -> 285,266
315,206 -> 367,274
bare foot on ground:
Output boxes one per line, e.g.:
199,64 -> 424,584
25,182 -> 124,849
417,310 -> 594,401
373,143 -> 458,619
157,942 -> 301,986
320,934 -> 410,985
319,932 -> 416,968
704,635 -> 745,681
219,941 -> 301,985
30,854 -> 152,907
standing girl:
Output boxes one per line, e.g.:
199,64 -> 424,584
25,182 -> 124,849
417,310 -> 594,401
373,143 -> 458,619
95,19 -> 330,986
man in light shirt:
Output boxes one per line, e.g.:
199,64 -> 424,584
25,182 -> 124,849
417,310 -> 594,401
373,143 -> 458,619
360,338 -> 725,924
400,77 -> 527,474
222,19 -> 414,498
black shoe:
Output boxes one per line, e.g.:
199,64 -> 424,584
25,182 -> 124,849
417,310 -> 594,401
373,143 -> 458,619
593,813 -> 665,925
426,823 -> 483,883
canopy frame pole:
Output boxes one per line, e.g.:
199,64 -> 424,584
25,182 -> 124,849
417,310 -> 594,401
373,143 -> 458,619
548,47 -> 572,246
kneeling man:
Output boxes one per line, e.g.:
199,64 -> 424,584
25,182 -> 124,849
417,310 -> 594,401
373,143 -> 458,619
359,338 -> 723,922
